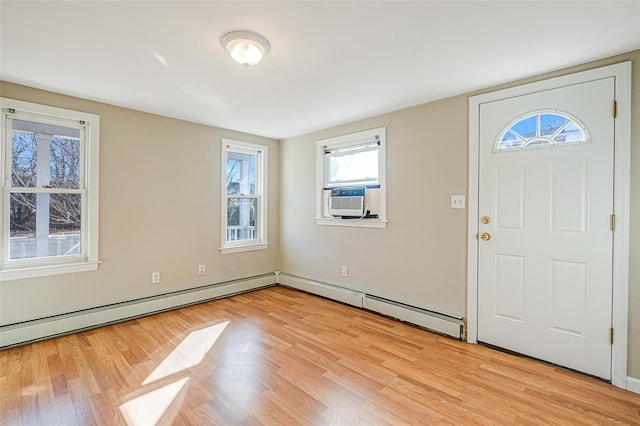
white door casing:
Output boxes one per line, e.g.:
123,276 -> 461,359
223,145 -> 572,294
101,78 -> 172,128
467,62 -> 632,388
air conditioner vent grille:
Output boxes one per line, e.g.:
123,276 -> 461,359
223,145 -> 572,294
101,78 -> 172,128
328,187 -> 365,217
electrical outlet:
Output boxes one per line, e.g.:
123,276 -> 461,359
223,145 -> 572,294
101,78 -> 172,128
450,195 -> 466,209
151,271 -> 160,284
198,264 -> 206,275
341,265 -> 348,277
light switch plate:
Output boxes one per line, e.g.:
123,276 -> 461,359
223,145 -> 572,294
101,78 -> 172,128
450,195 -> 466,209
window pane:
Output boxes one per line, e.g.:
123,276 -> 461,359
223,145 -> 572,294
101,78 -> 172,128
327,149 -> 378,184
540,114 -> 569,137
499,131 -> 524,149
11,130 -> 37,187
510,115 -> 536,138
50,137 -> 81,189
227,197 -> 257,242
226,152 -> 255,195
553,121 -> 587,144
11,119 -> 81,189
9,192 -> 81,259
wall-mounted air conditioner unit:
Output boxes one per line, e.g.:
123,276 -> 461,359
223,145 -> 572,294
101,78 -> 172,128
329,187 -> 365,217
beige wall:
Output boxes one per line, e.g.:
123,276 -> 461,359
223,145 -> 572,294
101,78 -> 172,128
280,97 -> 469,317
279,50 -> 640,379
0,82 -> 279,324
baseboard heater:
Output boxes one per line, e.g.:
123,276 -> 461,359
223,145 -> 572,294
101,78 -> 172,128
362,294 -> 463,340
0,274 -> 276,349
277,273 -> 364,308
278,273 -> 464,339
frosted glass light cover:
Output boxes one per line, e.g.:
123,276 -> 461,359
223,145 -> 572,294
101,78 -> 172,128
228,40 -> 265,65
222,31 -> 270,66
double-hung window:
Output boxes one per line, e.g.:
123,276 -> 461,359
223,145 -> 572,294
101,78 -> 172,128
317,126 -> 387,228
0,98 -> 100,280
221,139 -> 268,254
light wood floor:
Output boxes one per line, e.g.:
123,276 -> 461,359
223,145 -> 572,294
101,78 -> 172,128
1,286 -> 639,425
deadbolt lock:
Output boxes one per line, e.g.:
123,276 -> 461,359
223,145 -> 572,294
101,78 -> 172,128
480,232 -> 491,241
481,216 -> 491,224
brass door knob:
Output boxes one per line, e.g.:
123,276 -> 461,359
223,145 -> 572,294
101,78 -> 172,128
480,232 -> 491,241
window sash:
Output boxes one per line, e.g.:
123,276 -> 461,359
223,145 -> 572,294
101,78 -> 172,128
324,144 -> 380,187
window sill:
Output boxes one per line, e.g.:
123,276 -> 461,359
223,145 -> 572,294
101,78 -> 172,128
316,218 -> 388,229
0,260 -> 100,281
220,243 -> 269,255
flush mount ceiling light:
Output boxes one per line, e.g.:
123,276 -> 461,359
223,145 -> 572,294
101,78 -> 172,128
221,31 -> 270,67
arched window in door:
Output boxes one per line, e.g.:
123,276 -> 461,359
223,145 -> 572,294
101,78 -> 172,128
496,110 -> 588,151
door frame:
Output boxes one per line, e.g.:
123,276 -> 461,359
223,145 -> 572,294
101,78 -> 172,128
467,62 -> 632,389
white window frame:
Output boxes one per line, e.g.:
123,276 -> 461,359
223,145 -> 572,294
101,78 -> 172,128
220,139 -> 268,254
316,127 -> 387,228
0,98 -> 100,281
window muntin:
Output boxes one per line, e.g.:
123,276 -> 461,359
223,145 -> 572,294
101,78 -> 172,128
496,111 -> 588,151
1,98 -> 99,280
221,139 -> 267,253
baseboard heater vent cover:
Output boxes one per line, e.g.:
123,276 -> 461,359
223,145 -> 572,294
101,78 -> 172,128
363,294 -> 463,340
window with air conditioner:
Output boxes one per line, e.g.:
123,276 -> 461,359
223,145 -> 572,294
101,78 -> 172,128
316,127 -> 387,228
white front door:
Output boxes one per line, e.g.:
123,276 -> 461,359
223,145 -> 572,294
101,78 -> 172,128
477,77 -> 615,379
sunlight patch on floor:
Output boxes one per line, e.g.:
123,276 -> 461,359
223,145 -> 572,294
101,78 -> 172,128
119,377 -> 189,426
118,321 -> 230,424
142,321 -> 229,385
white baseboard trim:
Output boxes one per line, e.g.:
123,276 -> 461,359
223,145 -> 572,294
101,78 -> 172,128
278,273 -> 464,339
0,274 -> 275,348
627,376 -> 640,394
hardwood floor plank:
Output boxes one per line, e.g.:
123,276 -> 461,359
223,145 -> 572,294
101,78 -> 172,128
1,286 -> 639,425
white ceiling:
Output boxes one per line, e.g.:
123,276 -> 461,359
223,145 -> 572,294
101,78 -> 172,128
1,1 -> 639,139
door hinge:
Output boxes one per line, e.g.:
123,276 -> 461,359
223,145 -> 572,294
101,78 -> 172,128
610,214 -> 616,231
613,100 -> 617,118
610,327 -> 614,345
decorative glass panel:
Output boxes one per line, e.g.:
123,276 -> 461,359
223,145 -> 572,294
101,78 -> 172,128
540,114 -> 569,137
496,111 -> 588,151
511,115 -> 537,139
